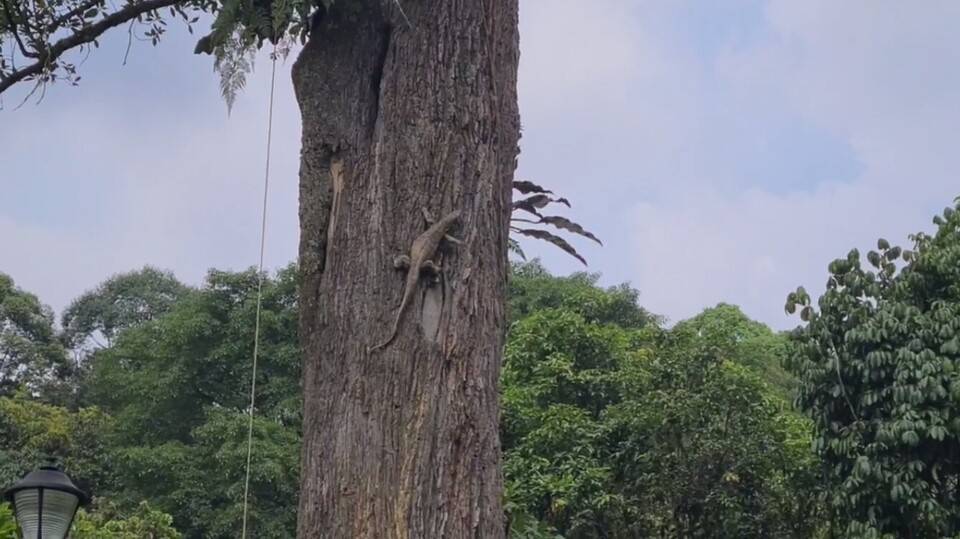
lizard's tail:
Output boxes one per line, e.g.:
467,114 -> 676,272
368,321 -> 400,353
368,337 -> 392,353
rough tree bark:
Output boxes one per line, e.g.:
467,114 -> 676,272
292,0 -> 520,537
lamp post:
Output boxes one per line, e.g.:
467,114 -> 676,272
2,466 -> 89,539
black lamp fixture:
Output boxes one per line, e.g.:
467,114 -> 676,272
2,465 -> 89,539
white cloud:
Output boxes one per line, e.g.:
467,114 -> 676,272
628,1 -> 959,327
515,0 -> 958,328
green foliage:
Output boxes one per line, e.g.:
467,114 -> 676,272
508,260 -> 659,329
61,267 -> 190,350
0,503 -> 16,539
0,273 -> 69,399
787,198 -> 960,537
0,396 -> 114,499
1,258 -> 831,537
503,307 -> 639,536
111,409 -> 298,538
73,501 -> 181,538
86,265 -> 299,442
606,340 -> 821,537
83,265 -> 300,538
672,303 -> 797,398
503,265 -> 819,538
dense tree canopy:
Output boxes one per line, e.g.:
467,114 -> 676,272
502,279 -> 818,538
0,260 -> 824,538
85,265 -> 300,538
0,273 -> 69,399
61,267 -> 189,350
787,198 -> 960,538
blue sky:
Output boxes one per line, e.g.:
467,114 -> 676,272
1,0 -> 958,329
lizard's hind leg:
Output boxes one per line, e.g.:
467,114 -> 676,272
420,260 -> 442,285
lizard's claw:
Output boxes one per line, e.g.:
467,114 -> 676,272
420,260 -> 441,275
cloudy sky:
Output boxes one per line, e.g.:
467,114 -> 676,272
1,0 -> 957,329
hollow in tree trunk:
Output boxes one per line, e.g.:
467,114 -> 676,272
292,1 -> 520,536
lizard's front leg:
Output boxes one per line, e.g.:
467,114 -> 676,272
421,207 -> 436,225
421,208 -> 463,245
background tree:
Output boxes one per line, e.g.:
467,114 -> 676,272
61,267 -> 189,350
0,273 -> 69,400
85,266 -> 300,538
502,307 -> 639,536
672,303 -> 797,399
787,197 -> 960,538
507,260 -> 659,329
605,330 -> 819,538
0,396 -> 114,511
502,262 -> 820,538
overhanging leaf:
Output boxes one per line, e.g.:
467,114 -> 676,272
514,194 -> 571,211
511,199 -> 544,219
512,228 -> 587,266
538,216 -> 602,245
512,180 -> 553,195
522,194 -> 552,208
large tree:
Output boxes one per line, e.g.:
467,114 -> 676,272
0,273 -> 69,399
2,0 -> 522,536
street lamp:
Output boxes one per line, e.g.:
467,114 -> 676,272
2,466 -> 89,539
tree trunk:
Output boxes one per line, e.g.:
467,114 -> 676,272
292,1 -> 519,537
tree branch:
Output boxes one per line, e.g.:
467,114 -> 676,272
0,0 -> 181,94
48,0 -> 105,33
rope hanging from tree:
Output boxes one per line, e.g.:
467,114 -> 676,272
241,46 -> 278,539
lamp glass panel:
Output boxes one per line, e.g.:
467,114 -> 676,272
40,489 -> 79,538
12,488 -> 39,538
13,488 -> 79,539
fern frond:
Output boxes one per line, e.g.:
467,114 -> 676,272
213,31 -> 257,113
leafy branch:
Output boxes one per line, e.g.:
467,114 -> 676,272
510,180 -> 601,266
0,0 -> 189,95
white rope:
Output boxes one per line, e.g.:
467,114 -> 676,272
241,47 -> 278,539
